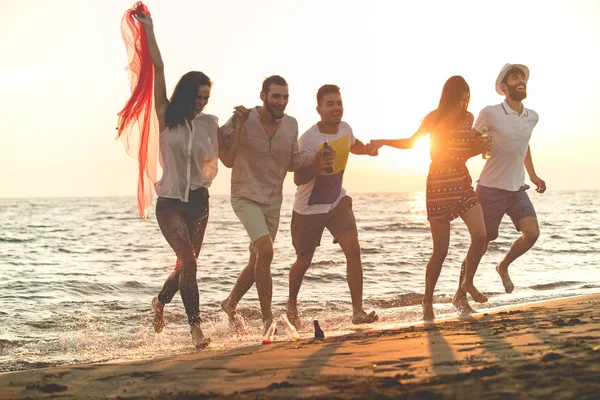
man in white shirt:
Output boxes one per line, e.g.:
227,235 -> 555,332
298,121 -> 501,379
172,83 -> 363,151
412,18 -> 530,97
453,64 -> 547,311
286,84 -> 379,328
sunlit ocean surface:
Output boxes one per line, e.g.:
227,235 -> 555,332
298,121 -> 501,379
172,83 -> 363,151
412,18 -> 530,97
1,191 -> 598,372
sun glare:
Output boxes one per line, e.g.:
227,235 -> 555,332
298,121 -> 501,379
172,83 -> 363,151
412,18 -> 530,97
382,135 -> 431,174
413,136 -> 431,159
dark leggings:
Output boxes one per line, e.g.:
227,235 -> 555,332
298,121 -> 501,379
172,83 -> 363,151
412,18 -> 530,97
155,188 -> 209,325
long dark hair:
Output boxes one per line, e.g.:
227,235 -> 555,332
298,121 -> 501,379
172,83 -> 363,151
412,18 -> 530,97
165,71 -> 212,128
429,75 -> 470,128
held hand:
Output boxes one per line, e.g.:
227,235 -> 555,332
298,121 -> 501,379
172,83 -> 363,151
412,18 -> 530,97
133,11 -> 153,27
233,105 -> 250,123
531,176 -> 546,193
367,140 -> 385,156
365,142 -> 380,156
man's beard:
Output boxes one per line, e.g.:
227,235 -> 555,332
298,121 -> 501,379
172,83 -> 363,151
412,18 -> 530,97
266,102 -> 284,120
508,85 -> 527,101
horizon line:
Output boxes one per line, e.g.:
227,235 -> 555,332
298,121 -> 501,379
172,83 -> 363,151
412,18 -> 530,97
1,188 -> 598,200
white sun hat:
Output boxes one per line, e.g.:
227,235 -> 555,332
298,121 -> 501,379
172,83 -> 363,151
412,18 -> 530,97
495,63 -> 529,95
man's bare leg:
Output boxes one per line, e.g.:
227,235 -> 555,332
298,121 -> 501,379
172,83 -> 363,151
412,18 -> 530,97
496,216 -> 540,293
424,220 -> 451,322
287,252 -> 315,330
336,234 -> 378,324
253,235 -> 275,335
221,252 -> 256,330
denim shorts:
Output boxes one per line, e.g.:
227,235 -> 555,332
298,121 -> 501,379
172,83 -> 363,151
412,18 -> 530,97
476,184 -> 537,241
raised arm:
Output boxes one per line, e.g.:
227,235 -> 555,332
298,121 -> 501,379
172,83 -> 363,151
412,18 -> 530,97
134,12 -> 168,132
524,145 -> 546,193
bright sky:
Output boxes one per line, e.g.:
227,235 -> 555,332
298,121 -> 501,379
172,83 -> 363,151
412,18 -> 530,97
1,0 -> 599,198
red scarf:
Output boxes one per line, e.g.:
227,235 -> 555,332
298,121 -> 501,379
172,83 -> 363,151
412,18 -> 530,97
116,2 -> 157,220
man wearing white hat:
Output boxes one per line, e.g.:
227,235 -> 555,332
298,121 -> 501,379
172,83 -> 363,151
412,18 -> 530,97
452,63 -> 546,313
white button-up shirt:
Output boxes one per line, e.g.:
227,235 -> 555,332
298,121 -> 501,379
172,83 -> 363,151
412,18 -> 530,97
155,113 -> 219,202
474,101 -> 539,191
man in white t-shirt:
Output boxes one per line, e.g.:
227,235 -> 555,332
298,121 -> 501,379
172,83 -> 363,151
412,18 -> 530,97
453,64 -> 547,311
286,84 -> 379,328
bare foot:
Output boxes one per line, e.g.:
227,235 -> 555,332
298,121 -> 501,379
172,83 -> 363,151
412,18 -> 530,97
220,298 -> 235,319
352,310 -> 378,324
231,314 -> 246,332
221,298 -> 246,331
152,297 -> 165,333
262,317 -> 274,336
452,292 -> 475,315
496,264 -> 514,293
286,299 -> 302,330
190,323 -> 211,349
461,282 -> 488,303
422,301 -> 434,322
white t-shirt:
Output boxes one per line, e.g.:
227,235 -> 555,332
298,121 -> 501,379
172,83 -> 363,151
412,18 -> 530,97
293,122 -> 356,215
474,101 -> 539,191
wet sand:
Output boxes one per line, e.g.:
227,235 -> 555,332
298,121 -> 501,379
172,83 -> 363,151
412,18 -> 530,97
1,294 -> 599,399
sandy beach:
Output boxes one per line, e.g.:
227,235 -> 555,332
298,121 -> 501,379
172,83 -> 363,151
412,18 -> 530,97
1,294 -> 598,399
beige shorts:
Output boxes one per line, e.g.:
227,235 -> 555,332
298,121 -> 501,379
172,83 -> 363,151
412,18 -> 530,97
231,195 -> 282,251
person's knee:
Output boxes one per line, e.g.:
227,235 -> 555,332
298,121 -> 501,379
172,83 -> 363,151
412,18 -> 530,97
294,253 -> 314,271
471,228 -> 487,248
522,226 -> 540,245
431,247 -> 449,261
178,251 -> 197,269
255,234 -> 273,253
254,235 -> 274,261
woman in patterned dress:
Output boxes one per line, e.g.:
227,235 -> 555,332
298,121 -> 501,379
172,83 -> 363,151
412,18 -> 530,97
370,76 -> 488,321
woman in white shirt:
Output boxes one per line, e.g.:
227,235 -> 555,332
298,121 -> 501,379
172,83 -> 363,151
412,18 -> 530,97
126,8 -> 243,349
